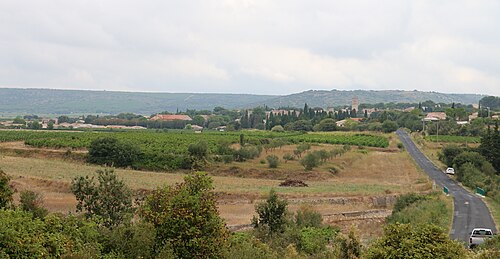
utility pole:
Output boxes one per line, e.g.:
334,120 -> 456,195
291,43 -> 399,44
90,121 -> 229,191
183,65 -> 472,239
436,120 -> 439,142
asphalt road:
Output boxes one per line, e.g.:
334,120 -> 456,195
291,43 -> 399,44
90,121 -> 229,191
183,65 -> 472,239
396,129 -> 497,243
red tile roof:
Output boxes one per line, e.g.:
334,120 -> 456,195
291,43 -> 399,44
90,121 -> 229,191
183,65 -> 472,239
150,114 -> 192,121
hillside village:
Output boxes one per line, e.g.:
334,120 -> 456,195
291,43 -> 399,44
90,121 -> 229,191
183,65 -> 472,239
1,96 -> 498,135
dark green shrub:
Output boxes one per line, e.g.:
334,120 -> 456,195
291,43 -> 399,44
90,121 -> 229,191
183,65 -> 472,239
439,145 -> 463,167
87,137 -> 141,168
382,120 -> 398,133
266,155 -> 279,168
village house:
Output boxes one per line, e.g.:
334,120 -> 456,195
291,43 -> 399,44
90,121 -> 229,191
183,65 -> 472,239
149,114 -> 192,121
424,112 -> 447,121
336,118 -> 363,127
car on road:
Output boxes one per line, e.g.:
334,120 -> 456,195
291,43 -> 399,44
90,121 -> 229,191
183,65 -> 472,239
469,228 -> 493,248
446,167 -> 455,175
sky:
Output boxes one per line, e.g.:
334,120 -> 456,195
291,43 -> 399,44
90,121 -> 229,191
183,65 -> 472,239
0,0 -> 499,96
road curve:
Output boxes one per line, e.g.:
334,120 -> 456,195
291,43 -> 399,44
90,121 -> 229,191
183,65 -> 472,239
396,129 -> 496,243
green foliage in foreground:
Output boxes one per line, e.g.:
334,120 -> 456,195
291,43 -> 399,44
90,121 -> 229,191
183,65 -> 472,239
71,169 -> 133,228
364,223 -> 468,259
0,169 -> 13,209
140,172 -> 229,258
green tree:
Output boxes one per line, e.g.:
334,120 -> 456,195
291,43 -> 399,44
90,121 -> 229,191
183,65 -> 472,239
192,115 -> 205,127
47,120 -> 55,130
382,120 -> 398,133
0,210 -> 69,258
439,145 -> 464,167
364,223 -> 468,258
313,118 -> 337,132
87,137 -> 141,168
266,155 -> 279,168
140,172 -> 228,258
0,169 -> 13,209
71,169 -> 133,227
252,189 -> 288,233
300,153 -> 320,170
12,116 -> 26,125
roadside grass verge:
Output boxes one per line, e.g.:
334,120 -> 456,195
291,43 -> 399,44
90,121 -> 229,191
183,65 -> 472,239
484,197 -> 500,230
387,192 -> 453,232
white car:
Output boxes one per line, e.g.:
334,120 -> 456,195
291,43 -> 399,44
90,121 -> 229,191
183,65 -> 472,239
446,167 -> 455,175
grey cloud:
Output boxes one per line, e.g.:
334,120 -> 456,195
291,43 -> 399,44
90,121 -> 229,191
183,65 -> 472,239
0,0 -> 499,95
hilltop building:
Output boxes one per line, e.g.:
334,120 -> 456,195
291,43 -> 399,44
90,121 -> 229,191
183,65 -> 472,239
351,97 -> 359,112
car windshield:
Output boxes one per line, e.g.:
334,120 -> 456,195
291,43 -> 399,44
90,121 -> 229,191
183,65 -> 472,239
473,230 -> 492,236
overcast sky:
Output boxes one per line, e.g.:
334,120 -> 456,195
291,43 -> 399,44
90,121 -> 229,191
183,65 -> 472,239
0,0 -> 499,96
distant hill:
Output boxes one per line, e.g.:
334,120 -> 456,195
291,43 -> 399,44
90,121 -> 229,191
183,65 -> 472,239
0,88 -> 488,116
0,88 -> 274,115
250,89 -> 486,108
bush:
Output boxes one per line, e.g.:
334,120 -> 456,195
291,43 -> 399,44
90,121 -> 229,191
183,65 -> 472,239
300,153 -> 320,171
252,189 -> 288,234
234,145 -> 261,162
227,232 -> 277,259
140,172 -> 228,258
87,137 -> 141,168
382,120 -> 398,133
392,193 -> 428,214
71,169 -> 133,228
364,223 -> 467,258
19,190 -> 48,219
188,140 -> 208,158
439,145 -> 463,167
282,153 -> 294,162
0,210 -> 70,258
103,222 -> 156,258
266,155 -> 279,168
295,205 -> 322,228
271,125 -> 285,132
0,169 -> 13,209
297,227 -> 337,255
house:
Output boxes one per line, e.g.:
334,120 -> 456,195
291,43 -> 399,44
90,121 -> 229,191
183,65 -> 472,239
469,112 -> 478,121
336,118 -> 363,127
424,112 -> 447,121
191,125 -> 203,131
149,114 -> 192,121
